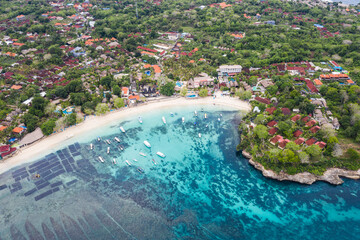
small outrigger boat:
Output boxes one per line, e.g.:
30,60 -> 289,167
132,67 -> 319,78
218,118 -> 221,122
132,158 -> 138,162
97,137 -> 101,142
125,160 -> 132,166
156,152 -> 166,158
204,113 -> 207,119
182,117 -> 185,123
114,137 -> 121,143
90,143 -> 93,150
162,116 -> 166,124
198,133 -> 202,138
137,168 -> 144,174
144,140 -> 151,148
119,145 -> 124,151
120,126 -> 125,133
194,110 -> 197,116
138,117 -> 143,124
152,159 -> 157,165
107,147 -> 110,154
139,152 -> 147,157
113,158 -> 117,164
98,156 -> 105,163
106,139 -> 111,145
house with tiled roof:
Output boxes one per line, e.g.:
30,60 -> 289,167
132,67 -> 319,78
255,97 -> 271,105
267,120 -> 278,128
265,107 -> 276,115
278,139 -> 290,149
281,108 -> 291,116
268,127 -> 278,135
293,130 -> 303,138
270,135 -> 283,145
315,141 -> 326,149
291,114 -> 301,122
305,138 -> 317,146
309,126 -> 321,134
301,116 -> 310,123
294,138 -> 305,145
306,120 -> 317,127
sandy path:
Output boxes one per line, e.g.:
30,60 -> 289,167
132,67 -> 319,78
0,96 -> 251,174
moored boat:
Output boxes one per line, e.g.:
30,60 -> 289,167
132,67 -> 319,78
182,117 -> 185,123
107,147 -> 110,154
97,137 -> 101,142
125,160 -> 132,166
90,143 -> 93,150
170,112 -> 174,117
137,168 -> 144,174
119,145 -> 124,151
198,133 -> 201,138
204,113 -> 207,119
156,152 -> 166,158
139,152 -> 147,157
162,116 -> 166,124
98,156 -> 105,163
113,158 -> 117,164
152,159 -> 157,165
106,139 -> 111,144
114,137 -> 121,143
120,126 -> 125,133
138,117 -> 143,124
133,158 -> 138,162
218,118 -> 221,122
144,140 -> 151,148
194,110 -> 197,116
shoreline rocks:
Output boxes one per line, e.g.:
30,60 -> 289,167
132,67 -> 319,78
242,151 -> 360,185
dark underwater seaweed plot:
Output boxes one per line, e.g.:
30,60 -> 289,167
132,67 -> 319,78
66,179 -> 77,186
25,220 -> 45,240
41,223 -> 57,240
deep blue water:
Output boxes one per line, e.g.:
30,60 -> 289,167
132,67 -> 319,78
1,105 -> 360,240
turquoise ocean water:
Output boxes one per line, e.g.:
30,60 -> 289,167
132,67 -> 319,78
1,104 -> 360,240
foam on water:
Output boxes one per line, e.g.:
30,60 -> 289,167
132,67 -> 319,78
1,105 -> 360,240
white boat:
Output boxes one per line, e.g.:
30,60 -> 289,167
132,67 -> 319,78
144,140 -> 151,148
162,116 -> 166,124
119,145 -> 124,151
204,113 -> 207,119
218,118 -> 221,122
90,143 -> 93,150
220,114 -> 223,117
206,124 -> 208,128
106,139 -> 111,144
107,147 -> 110,154
97,137 -> 101,142
98,156 -> 105,163
138,117 -> 143,124
198,133 -> 201,138
156,152 -> 166,158
125,160 -> 132,166
182,117 -> 185,123
133,158 -> 138,162
194,110 -> 197,116
114,137 -> 121,143
113,158 -> 117,164
139,152 -> 147,157
152,159 -> 157,165
120,126 -> 125,133
170,112 -> 174,117
137,168 -> 144,174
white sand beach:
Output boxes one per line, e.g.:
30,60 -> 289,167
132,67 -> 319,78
0,96 -> 251,174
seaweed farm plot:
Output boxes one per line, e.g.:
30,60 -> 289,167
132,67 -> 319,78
0,142 -> 96,203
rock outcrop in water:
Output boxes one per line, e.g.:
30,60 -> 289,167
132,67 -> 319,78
242,151 -> 360,185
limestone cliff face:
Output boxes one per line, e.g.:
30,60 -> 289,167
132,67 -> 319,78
242,151 -> 360,185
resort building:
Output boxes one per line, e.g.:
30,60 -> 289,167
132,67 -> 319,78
217,65 -> 242,77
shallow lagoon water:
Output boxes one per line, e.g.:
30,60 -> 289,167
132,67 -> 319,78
1,105 -> 360,240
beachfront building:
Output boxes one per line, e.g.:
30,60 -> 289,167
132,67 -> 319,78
217,65 -> 242,77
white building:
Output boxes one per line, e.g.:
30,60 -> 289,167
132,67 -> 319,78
217,65 -> 242,77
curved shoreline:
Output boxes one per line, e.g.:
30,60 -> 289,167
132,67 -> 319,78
0,96 -> 251,174
242,151 -> 360,185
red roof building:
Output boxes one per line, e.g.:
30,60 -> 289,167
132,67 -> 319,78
309,126 -> 321,133
291,114 -> 301,122
270,135 -> 283,145
0,145 -> 10,153
315,141 -> 326,149
302,116 -> 310,123
293,130 -> 303,138
267,120 -> 278,128
255,97 -> 271,105
278,139 -> 290,149
305,138 -> 317,146
306,120 -> 317,127
268,127 -> 278,135
281,108 -> 291,116
294,138 -> 305,145
265,107 -> 277,115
